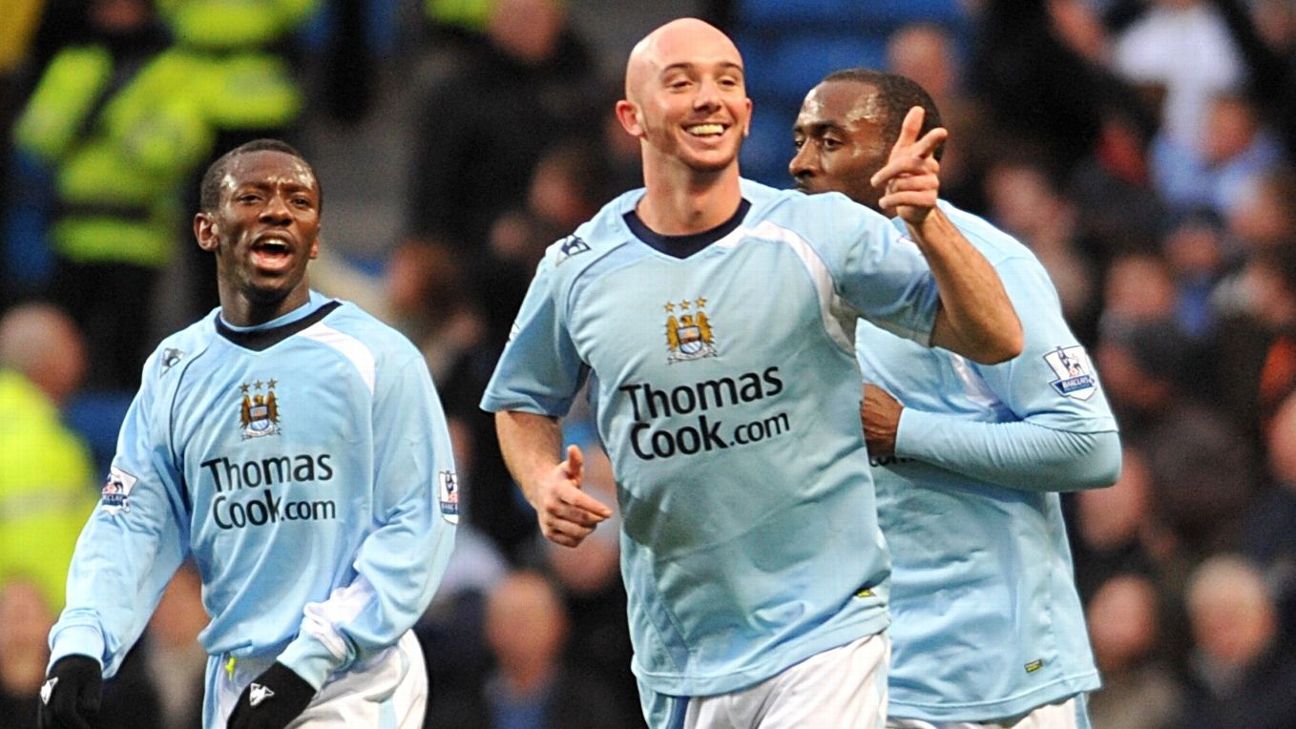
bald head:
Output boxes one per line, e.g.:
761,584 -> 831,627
0,303 -> 86,405
625,18 -> 743,104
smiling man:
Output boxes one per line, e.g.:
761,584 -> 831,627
481,18 -> 1022,729
37,140 -> 459,729
792,70 -> 1121,729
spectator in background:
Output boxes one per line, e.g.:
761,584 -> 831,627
1085,574 -> 1182,729
1072,446 -> 1166,599
983,155 -> 1102,344
1238,391 -> 1296,638
1112,0 -> 1244,151
0,303 -> 96,612
425,570 -> 628,729
886,21 -> 991,213
0,579 -> 55,729
1150,90 -> 1282,215
405,0 -> 602,260
1175,555 -> 1296,729
12,0 -> 214,390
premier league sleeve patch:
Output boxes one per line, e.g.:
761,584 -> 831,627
100,466 -> 139,514
1044,345 -> 1097,400
437,470 -> 460,524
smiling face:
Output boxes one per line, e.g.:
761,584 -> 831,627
617,19 -> 752,177
195,150 -> 320,325
790,79 -> 893,212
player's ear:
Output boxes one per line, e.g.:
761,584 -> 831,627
195,212 -> 219,252
309,233 -> 320,260
615,99 -> 644,138
742,97 -> 753,138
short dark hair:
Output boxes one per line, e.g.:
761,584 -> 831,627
820,69 -> 945,161
198,139 -> 320,212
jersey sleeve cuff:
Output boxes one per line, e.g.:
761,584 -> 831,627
278,635 -> 343,690
894,407 -> 939,460
48,624 -> 106,671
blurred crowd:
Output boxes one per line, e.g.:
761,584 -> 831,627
3,0 -> 1296,727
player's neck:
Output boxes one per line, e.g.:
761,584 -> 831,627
219,284 -> 311,328
637,161 -> 742,235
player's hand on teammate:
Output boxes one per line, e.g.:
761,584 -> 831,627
37,655 -> 102,729
533,444 -> 613,548
861,384 -> 903,458
871,106 -> 947,226
227,662 -> 315,729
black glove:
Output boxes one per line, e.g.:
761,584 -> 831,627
37,654 -> 102,729
227,662 -> 316,729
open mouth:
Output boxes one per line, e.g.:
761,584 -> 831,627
250,236 -> 293,269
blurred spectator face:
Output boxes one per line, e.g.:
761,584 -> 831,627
1047,0 -> 1109,63
1078,447 -> 1150,550
886,24 -> 955,100
1187,556 -> 1276,667
0,579 -> 54,695
984,161 -> 1060,238
91,0 -> 151,33
0,303 -> 88,407
790,80 -> 892,212
1225,169 -> 1296,252
1254,0 -> 1296,52
485,572 -> 567,676
1201,94 -> 1258,166
1087,574 -> 1160,673
1161,215 -> 1223,280
1103,253 -> 1178,322
488,0 -> 564,65
1266,392 -> 1296,484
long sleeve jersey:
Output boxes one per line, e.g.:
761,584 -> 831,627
49,292 -> 458,691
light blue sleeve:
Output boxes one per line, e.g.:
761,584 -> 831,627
893,255 -> 1121,492
278,349 -> 458,689
48,352 -> 188,677
793,193 -> 939,344
895,413 -> 1122,491
479,256 -> 587,416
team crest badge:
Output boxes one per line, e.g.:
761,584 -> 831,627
239,379 -> 281,438
438,470 -> 461,524
665,297 -> 717,363
100,466 -> 138,515
1044,345 -> 1097,400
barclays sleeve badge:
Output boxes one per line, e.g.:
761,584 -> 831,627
1044,345 -> 1097,400
100,466 -> 139,514
438,470 -> 460,524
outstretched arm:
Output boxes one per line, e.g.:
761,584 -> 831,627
863,384 -> 1120,492
496,410 -> 612,548
871,107 -> 1023,364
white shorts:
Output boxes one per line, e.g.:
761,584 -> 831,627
643,631 -> 890,729
203,630 -> 427,729
888,695 -> 1090,729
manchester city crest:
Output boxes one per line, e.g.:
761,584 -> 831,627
239,379 -> 281,438
1044,345 -> 1097,400
665,297 -> 718,363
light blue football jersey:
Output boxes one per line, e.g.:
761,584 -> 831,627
49,292 -> 459,694
482,179 -> 942,698
856,203 -> 1117,722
